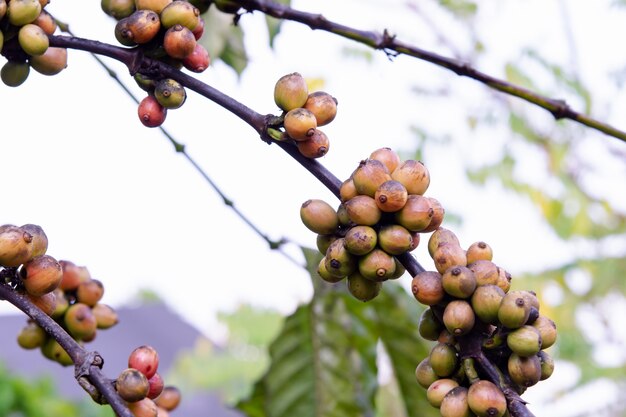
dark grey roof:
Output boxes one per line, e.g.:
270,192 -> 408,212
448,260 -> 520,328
0,302 -> 243,417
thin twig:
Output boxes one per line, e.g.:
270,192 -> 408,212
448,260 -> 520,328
236,0 -> 626,145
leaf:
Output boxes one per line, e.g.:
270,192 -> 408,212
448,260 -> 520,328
265,0 -> 291,47
236,247 -> 379,417
199,7 -> 248,75
373,284 -> 438,417
438,0 -> 478,18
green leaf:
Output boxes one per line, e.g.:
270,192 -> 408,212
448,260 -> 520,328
237,247 -> 379,417
373,284 -> 438,417
438,0 -> 478,18
200,7 -> 248,75
265,0 -> 291,47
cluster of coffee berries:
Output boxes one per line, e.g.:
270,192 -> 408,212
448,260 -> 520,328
1,223 -> 118,366
0,0 -> 68,87
301,147 -> 444,301
273,72 -> 338,159
414,228 -> 557,417
115,345 -> 182,416
101,0 -> 211,128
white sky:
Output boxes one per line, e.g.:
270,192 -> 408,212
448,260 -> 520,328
1,1 -> 626,414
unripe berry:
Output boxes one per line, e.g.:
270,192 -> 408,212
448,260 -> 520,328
339,178 -> 358,202
538,351 -> 555,380
357,248 -> 396,282
443,300 -> 475,336
411,271 -> 444,306
182,43 -> 210,72
274,72 -> 308,112
470,284 -> 504,324
391,159 -> 430,195
76,279 -> 105,307
303,91 -> 337,126
427,378 -> 459,408
117,368 -> 150,402
498,291 -> 531,329
29,47 -> 68,76
1,61 -> 30,88
377,224 -> 413,255
135,0 -> 172,14
324,238 -> 356,277
214,0 -> 241,13
93,303 -> 119,329
18,24 -> 49,56
418,307 -> 443,341
344,195 -> 381,226
421,197 -> 445,233
300,199 -> 338,235
0,225 -> 34,267
351,159 -> 391,198
20,254 -> 63,297
27,291 -> 57,316
439,386 -> 471,417
17,321 -> 47,349
0,0 -> 6,19
531,315 -> 557,349
297,129 -> 330,159
163,24 -> 196,59
154,78 -> 186,109
316,234 -> 337,255
344,225 -> 377,256
138,95 -> 167,127
369,147 -> 400,173
468,260 -> 499,286
125,9 -> 161,44
507,325 -> 542,357
428,227 -> 460,258
346,270 -> 381,302
8,0 -> 41,26
432,243 -> 467,275
41,337 -> 73,366
415,357 -> 438,389
160,1 -> 199,30
51,288 -> 69,318
64,303 -> 97,340
154,386 -> 182,411
495,268 -> 512,293
102,0 -> 136,19
375,180 -> 408,212
442,266 -> 477,299
466,241 -> 493,264
317,257 -> 344,283
127,398 -> 159,417
129,345 -> 160,379
429,342 -> 458,377
507,353 -> 541,388
284,107 -> 317,141
20,224 -> 47,258
467,380 -> 507,417
394,194 -> 433,232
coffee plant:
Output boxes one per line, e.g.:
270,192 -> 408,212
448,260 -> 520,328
0,1 -> 625,417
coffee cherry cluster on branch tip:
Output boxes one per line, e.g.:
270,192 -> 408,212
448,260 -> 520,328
300,147 -> 443,301
101,0 -> 212,128
114,345 -> 182,416
414,227 -> 557,417
2,223 -> 119,366
0,0 -> 68,87
273,72 -> 338,159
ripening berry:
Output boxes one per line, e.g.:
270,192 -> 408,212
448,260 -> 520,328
124,9 -> 161,44
64,303 -> 97,340
339,178 -> 358,202
375,180 -> 408,213
303,91 -> 337,126
129,345 -> 160,379
532,315 -> 557,349
344,225 -> 377,256
20,254 -> 63,297
274,72 -> 308,112
351,159 -> 391,198
101,0 -> 136,19
422,197 -> 445,233
76,279 -> 105,307
300,199 -> 338,235
324,238 -> 357,277
507,325 -> 542,357
191,15 -> 204,39
467,380 -> 507,417
160,1 -> 199,30
18,24 -> 49,56
284,107 -> 317,141
154,78 -> 186,109
442,266 -> 477,299
135,0 -> 172,14
20,224 -> 48,258
29,47 -> 68,76
432,243 -> 467,275
466,241 -> 493,264
377,224 -> 413,255
93,303 -> 119,329
116,368 -> 150,402
155,386 -> 182,411
358,248 -> 396,281
163,24 -> 196,59
344,195 -> 382,226
182,43 -> 210,72
1,61 -> 30,88
443,300 -> 475,336
468,260 -> 499,287
369,147 -> 400,173
498,291 -> 532,329
297,129 -> 330,159
0,224 -> 34,267
0,0 -> 7,19
147,372 -> 164,399
391,159 -> 430,195
428,227 -> 460,258
538,351 -> 555,380
395,194 -> 433,232
127,398 -> 159,417
316,234 -> 337,255
415,358 -> 438,389
439,387 -> 470,417
138,95 -> 167,127
317,257 -> 344,283
8,0 -> 41,26
51,288 -> 69,318
58,260 -> 88,291
508,353 -> 541,388
427,379 -> 459,408
347,270 -> 381,302
28,291 -> 57,316
495,268 -> 512,293
470,284 -> 504,324
411,271 -> 444,306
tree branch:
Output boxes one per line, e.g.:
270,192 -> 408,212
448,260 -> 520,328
236,0 -> 626,145
0,281 -> 133,417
